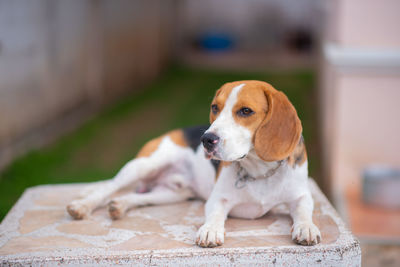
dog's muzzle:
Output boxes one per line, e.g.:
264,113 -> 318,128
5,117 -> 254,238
200,132 -> 219,152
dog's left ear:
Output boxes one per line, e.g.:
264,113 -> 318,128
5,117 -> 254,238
254,84 -> 302,162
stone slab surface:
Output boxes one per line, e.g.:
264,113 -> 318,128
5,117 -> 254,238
0,179 -> 361,266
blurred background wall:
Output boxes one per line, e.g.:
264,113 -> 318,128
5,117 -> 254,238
0,0 -> 175,170
0,0 -> 325,170
321,0 -> 400,193
320,0 -> 400,244
177,0 -> 324,70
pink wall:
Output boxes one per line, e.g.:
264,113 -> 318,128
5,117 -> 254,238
320,0 -> 400,194
329,0 -> 400,48
332,74 -> 400,189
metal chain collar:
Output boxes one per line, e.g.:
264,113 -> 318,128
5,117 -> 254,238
235,160 -> 283,189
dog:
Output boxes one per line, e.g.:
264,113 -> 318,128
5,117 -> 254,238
67,80 -> 321,247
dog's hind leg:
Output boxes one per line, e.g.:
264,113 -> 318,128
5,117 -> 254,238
67,136 -> 186,219
77,180 -> 109,198
108,182 -> 194,220
67,157 -> 163,219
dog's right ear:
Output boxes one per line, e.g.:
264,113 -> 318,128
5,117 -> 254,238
254,83 -> 302,162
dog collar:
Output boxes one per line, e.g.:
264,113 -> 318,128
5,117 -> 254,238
235,160 -> 283,189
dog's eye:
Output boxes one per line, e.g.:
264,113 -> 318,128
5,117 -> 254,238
211,104 -> 219,114
238,107 -> 254,117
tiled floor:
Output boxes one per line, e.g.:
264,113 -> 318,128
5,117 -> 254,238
343,186 -> 400,266
346,186 -> 400,241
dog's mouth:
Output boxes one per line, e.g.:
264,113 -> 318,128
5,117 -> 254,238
204,150 -> 217,160
204,149 -> 247,161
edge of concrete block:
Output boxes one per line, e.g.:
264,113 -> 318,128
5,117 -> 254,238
0,179 -> 361,266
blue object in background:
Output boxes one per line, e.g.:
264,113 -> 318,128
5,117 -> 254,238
199,32 -> 234,52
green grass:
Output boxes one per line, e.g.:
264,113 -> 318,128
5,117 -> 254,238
0,65 -> 318,221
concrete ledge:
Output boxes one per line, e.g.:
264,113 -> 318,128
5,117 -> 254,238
0,179 -> 361,266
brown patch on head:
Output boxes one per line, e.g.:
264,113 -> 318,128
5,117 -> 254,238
215,161 -> 232,181
209,82 -> 238,123
136,130 -> 187,158
287,136 -> 307,168
232,82 -> 269,133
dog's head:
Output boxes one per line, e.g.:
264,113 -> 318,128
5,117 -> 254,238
201,81 -> 302,162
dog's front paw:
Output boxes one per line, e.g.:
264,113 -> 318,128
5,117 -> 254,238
196,223 -> 225,248
291,222 -> 321,246
67,200 -> 90,220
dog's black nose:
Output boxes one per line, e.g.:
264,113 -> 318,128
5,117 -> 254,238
200,132 -> 220,152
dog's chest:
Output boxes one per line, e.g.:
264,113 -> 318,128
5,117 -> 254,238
235,163 -> 308,207
242,173 -> 288,204
227,176 -> 290,219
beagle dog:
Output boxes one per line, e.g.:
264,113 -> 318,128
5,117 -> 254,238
67,80 -> 321,247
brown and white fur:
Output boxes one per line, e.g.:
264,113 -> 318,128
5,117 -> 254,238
66,80 -> 321,247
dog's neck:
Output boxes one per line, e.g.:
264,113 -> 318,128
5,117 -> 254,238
238,149 -> 282,178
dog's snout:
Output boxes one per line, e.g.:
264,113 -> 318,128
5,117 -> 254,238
201,132 -> 220,152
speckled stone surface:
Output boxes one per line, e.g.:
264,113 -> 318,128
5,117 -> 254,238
0,179 -> 360,266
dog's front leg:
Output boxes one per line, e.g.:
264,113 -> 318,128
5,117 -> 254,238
196,195 -> 233,248
290,194 -> 321,245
